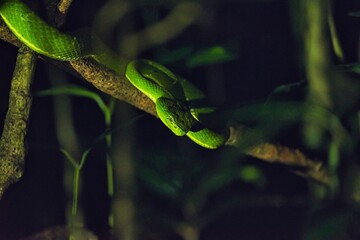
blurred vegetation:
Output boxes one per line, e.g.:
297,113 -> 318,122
0,0 -> 360,239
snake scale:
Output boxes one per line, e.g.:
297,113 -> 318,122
0,0 -> 227,149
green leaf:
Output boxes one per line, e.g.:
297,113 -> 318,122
202,167 -> 241,194
222,102 -> 304,124
60,149 -> 78,168
155,46 -> 194,64
305,211 -> 352,240
60,148 -> 92,170
36,84 -> 109,116
238,165 -> 265,185
186,45 -> 236,68
137,165 -> 180,199
336,62 -> 360,74
265,81 -> 306,103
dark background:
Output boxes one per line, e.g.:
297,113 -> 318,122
0,0 -> 360,239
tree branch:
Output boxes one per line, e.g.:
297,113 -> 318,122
0,19 -> 156,116
0,19 -> 21,46
226,125 -> 331,186
0,46 -> 37,197
70,59 -> 157,116
0,12 -> 331,186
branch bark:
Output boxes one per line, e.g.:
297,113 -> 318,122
225,125 -> 331,185
70,59 -> 157,116
0,12 -> 331,186
0,46 -> 37,197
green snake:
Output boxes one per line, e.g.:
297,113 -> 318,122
0,0 -> 227,149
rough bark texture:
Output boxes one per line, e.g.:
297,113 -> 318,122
70,59 -> 157,117
0,14 -> 331,186
226,125 -> 331,185
0,46 -> 37,197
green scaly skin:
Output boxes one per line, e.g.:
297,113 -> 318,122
0,0 -> 227,149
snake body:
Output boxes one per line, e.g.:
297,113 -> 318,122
0,0 -> 227,149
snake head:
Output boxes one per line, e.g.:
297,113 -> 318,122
156,97 -> 198,136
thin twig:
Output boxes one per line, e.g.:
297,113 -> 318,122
57,0 -> 73,15
55,0 -> 73,27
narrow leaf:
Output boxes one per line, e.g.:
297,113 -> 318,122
186,45 -> 237,68
36,85 -> 108,115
